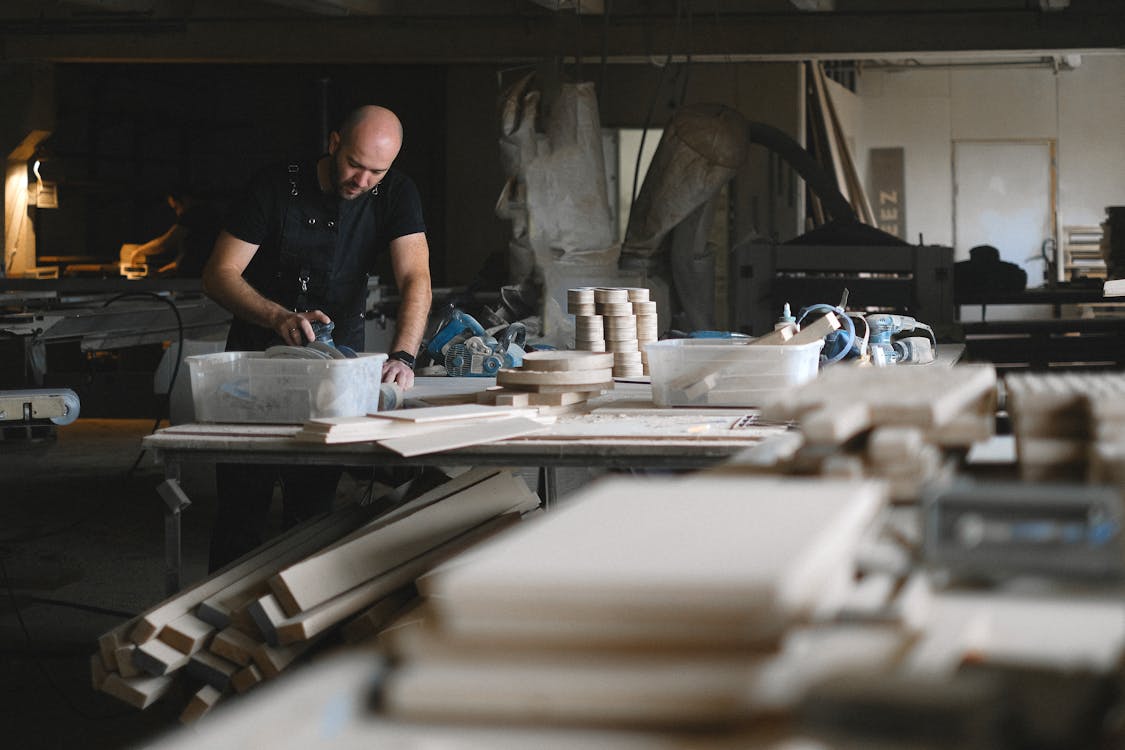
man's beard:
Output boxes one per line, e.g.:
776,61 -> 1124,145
329,157 -> 365,200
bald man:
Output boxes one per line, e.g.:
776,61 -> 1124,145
202,105 -> 432,570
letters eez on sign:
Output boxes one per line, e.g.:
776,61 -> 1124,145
869,147 -> 905,241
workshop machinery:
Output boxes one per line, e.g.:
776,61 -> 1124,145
424,307 -> 526,377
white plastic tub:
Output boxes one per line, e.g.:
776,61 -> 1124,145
186,351 -> 386,423
646,338 -> 822,407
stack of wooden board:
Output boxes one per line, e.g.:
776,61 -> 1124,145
91,468 -> 539,723
722,364 -> 997,501
376,475 -> 890,729
294,402 -> 547,453
478,350 -> 615,414
1006,371 -> 1125,482
569,286 -> 656,377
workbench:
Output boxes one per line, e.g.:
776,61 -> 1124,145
143,378 -> 789,593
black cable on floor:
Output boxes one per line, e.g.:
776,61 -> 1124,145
99,291 -> 185,479
0,557 -> 131,721
24,596 -> 136,620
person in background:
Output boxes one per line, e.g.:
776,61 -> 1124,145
201,104 -> 432,570
120,189 -> 222,277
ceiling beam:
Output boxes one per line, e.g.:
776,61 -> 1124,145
2,7 -> 1122,64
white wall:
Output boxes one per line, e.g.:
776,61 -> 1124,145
853,53 -> 1125,256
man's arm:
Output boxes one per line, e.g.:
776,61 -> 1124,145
383,231 -> 432,388
202,230 -> 329,346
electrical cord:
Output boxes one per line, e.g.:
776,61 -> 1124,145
100,291 -> 185,479
0,556 -> 131,721
627,0 -> 684,214
798,303 -> 856,364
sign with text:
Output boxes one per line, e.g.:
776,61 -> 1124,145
868,147 -> 905,240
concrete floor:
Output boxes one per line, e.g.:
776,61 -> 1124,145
0,419 -> 212,748
0,417 -> 600,748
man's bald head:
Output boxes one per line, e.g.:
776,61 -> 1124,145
325,105 -> 403,200
339,105 -> 403,147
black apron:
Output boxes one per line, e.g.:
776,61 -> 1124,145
228,162 -> 371,352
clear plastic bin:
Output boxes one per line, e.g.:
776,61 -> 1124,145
186,351 -> 386,424
646,338 -> 822,407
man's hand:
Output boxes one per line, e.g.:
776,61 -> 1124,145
382,359 -> 415,389
275,310 -> 332,346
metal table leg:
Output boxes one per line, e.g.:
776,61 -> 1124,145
537,466 -> 558,510
157,472 -> 192,595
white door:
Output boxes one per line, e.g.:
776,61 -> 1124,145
953,140 -> 1055,287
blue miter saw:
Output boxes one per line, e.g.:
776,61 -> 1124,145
425,307 -> 526,376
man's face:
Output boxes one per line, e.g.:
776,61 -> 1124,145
327,130 -> 394,200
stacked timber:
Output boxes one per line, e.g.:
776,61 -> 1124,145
722,364 -> 997,502
375,475 -> 907,733
91,468 -> 539,723
478,350 -> 615,414
294,402 -> 547,451
1005,371 -> 1125,483
569,286 -> 657,376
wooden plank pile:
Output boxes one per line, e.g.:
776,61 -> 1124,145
90,467 -> 539,723
569,286 -> 657,377
1005,371 -> 1125,482
476,350 -> 616,414
374,475 -> 897,730
721,364 -> 997,502
294,402 -> 547,450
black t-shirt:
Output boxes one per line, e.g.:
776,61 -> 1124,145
222,159 -> 426,350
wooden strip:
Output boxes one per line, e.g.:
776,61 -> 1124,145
246,594 -> 289,647
135,637 -> 197,677
159,613 -> 215,654
128,503 -> 375,644
273,513 -> 522,646
340,586 -> 419,644
231,664 -> 263,694
114,645 -> 141,678
100,673 -> 174,710
520,351 -> 614,371
186,650 -> 239,692
497,367 -> 613,388
250,640 -> 315,680
179,684 -> 223,725
370,404 -> 535,423
377,417 -> 547,457
270,470 -> 537,615
209,627 -> 259,667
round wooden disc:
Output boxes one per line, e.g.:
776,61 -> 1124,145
498,367 -> 613,386
521,351 -> 614,371
594,288 -> 628,303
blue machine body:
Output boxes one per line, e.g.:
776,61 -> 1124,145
426,308 -> 526,376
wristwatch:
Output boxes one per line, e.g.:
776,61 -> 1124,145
387,350 -> 416,369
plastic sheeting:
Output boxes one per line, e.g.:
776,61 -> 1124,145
623,104 -> 748,259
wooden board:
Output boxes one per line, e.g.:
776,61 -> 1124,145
187,650 -> 239,692
269,471 -> 536,616
426,476 -> 886,647
209,627 -> 259,667
127,503 -> 375,644
159,613 -> 215,654
377,417 -> 548,457
135,637 -> 196,677
179,685 -> 222,725
231,664 -> 263,694
272,513 -> 524,645
370,404 -> 537,423
100,673 -> 175,710
497,368 -> 613,388
521,351 -> 614,371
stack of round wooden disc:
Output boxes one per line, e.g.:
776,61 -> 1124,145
498,351 -> 614,393
568,286 -> 656,378
568,288 -> 605,352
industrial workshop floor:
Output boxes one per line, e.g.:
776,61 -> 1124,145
0,419 -> 214,749
0,419 -> 389,749
0,418 -> 595,749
